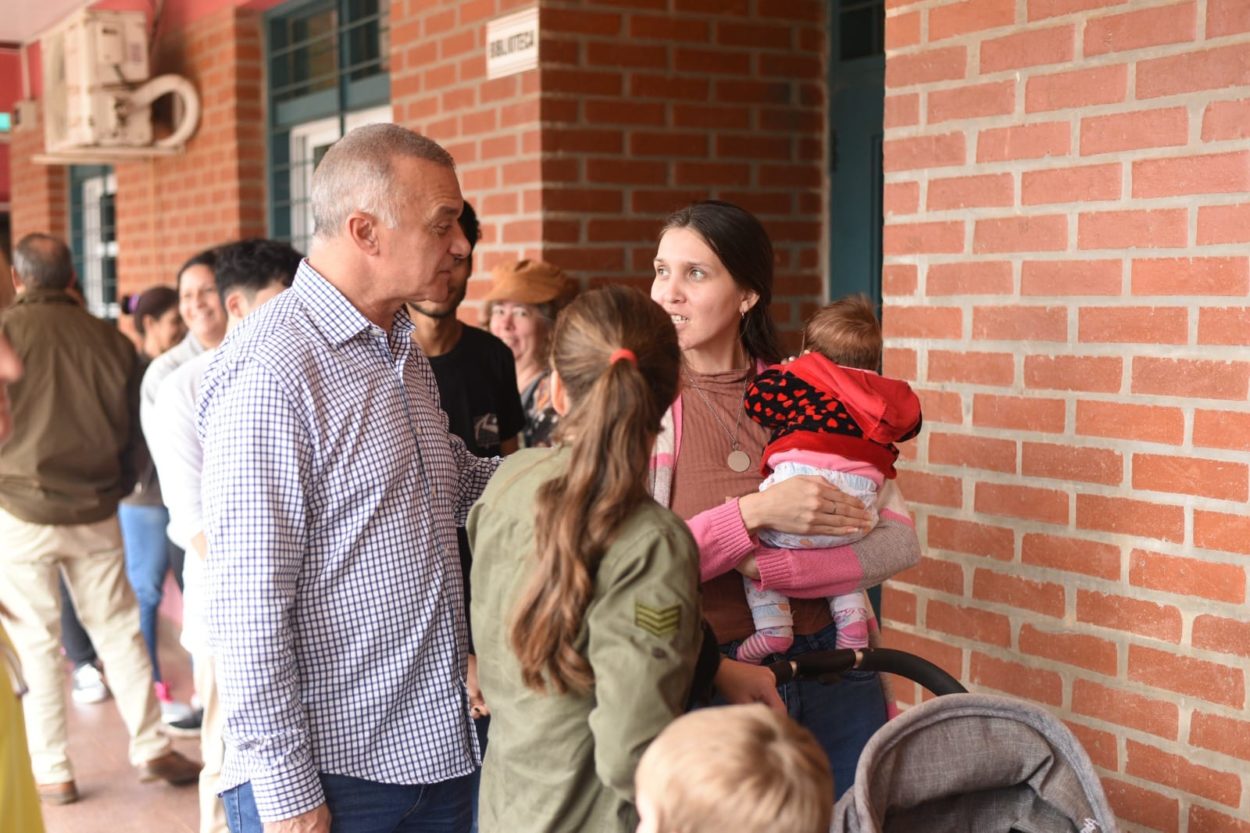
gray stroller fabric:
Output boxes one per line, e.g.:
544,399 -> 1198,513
833,694 -> 1118,833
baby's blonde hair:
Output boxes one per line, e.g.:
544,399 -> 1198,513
636,705 -> 833,833
803,294 -> 882,371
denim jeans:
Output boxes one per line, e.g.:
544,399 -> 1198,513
118,503 -> 172,681
721,621 -> 887,801
468,716 -> 488,833
223,772 -> 474,833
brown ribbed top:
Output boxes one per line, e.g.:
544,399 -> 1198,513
671,366 -> 833,644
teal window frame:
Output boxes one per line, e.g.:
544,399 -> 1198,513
68,164 -> 119,320
265,0 -> 391,245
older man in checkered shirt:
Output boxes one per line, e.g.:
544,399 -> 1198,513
198,125 -> 497,833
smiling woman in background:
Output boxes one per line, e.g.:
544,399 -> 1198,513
484,259 -> 578,448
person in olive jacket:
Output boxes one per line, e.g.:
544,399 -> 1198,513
0,234 -> 200,805
468,286 -> 700,833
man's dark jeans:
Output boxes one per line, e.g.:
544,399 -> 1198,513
223,771 -> 473,833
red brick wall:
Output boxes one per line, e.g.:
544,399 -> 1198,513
8,5 -> 264,297
880,2 -> 1250,831
390,0 -> 827,337
538,0 -> 826,343
114,4 -> 267,294
389,0 -> 544,323
9,108 -> 68,243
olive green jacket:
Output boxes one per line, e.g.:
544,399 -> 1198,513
0,289 -> 141,525
468,447 -> 701,833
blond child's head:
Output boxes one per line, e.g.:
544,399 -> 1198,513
802,294 -> 881,371
635,705 -> 834,833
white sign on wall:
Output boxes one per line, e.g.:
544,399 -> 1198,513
486,7 -> 539,80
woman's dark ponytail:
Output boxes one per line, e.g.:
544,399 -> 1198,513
127,286 -> 179,336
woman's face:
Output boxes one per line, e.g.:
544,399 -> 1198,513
489,301 -> 548,369
651,227 -> 755,359
178,264 -> 227,345
145,307 -> 187,356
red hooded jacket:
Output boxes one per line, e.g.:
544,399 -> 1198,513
744,353 -> 923,479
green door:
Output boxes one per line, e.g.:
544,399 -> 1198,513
828,0 -> 885,311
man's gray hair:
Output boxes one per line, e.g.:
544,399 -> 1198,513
13,233 -> 74,290
311,124 -> 456,239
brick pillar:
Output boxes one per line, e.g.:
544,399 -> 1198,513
9,107 -> 68,243
114,5 -> 267,295
390,0 -> 828,340
881,2 -> 1250,831
539,0 -> 826,346
390,0 -> 544,324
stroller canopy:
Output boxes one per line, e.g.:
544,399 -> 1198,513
833,693 -> 1118,833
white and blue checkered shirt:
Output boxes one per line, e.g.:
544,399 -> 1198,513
198,261 -> 498,822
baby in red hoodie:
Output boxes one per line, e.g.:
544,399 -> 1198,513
737,296 -> 923,663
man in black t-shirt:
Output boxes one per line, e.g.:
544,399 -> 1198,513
409,200 -> 525,457
407,202 -> 520,830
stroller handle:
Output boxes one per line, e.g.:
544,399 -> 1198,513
767,648 -> 967,697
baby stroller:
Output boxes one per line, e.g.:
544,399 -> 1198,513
769,649 -> 1119,833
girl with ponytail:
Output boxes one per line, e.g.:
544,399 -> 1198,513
467,285 -> 701,833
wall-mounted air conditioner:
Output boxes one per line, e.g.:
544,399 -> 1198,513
38,8 -> 200,162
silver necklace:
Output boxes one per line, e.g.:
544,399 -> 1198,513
685,372 -> 752,473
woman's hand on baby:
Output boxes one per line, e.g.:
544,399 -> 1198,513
738,475 -> 872,538
714,658 -> 785,713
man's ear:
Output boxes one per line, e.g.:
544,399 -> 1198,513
346,212 -> 381,255
10,267 -> 24,294
224,289 -> 247,321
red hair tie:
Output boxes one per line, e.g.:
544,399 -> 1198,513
608,348 -> 637,367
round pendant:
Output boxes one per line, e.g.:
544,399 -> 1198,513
727,450 -> 752,473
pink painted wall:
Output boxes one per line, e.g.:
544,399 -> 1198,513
0,47 -> 21,204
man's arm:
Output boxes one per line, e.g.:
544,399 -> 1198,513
411,351 -> 500,524
201,358 -> 324,823
0,333 -> 21,444
150,368 -> 204,554
138,355 -> 167,448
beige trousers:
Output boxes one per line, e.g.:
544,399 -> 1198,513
0,507 -> 169,783
194,653 -> 228,833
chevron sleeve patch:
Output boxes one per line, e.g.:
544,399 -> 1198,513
635,602 -> 682,638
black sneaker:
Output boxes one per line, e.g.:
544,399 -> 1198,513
161,707 -> 203,738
